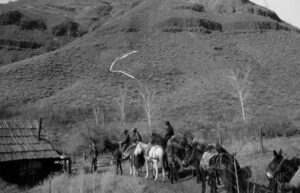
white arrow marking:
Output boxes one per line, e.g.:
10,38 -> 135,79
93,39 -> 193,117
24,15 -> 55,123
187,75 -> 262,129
110,51 -> 138,79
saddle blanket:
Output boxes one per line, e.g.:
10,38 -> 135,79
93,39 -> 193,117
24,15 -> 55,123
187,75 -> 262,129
200,149 -> 218,170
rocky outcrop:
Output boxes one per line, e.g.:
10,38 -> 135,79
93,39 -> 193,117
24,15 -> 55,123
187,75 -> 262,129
175,4 -> 205,13
159,17 -> 222,33
0,39 -> 42,49
222,20 -> 290,32
0,10 -> 23,25
19,17 -> 47,30
239,6 -> 281,22
51,21 -> 84,37
0,10 -> 47,30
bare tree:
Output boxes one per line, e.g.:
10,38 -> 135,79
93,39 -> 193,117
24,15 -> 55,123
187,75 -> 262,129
139,82 -> 155,133
115,86 -> 127,129
227,65 -> 251,123
93,105 -> 105,131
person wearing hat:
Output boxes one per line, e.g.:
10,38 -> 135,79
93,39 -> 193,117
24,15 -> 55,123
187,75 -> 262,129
120,129 -> 130,152
164,121 -> 175,142
132,128 -> 142,144
89,141 -> 98,172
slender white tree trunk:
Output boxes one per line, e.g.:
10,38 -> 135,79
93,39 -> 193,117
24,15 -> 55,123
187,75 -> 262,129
239,91 -> 246,123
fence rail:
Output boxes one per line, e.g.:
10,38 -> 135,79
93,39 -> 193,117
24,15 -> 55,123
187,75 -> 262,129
71,153 -> 114,173
98,153 -> 114,167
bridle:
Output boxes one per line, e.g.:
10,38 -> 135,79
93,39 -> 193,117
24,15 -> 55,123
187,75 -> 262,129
273,158 -> 287,184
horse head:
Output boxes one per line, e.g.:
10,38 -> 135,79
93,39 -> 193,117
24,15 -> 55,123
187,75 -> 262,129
266,149 -> 284,179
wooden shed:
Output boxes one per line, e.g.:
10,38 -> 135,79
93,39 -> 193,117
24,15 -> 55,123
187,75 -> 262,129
0,119 -> 66,186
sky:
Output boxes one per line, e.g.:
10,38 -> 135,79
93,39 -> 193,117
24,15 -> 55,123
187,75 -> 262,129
0,0 -> 299,28
251,0 -> 300,29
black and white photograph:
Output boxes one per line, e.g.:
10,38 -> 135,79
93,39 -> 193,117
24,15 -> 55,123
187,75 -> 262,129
0,0 -> 299,192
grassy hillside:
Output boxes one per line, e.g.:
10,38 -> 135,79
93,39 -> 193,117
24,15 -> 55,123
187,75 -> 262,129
0,0 -> 299,153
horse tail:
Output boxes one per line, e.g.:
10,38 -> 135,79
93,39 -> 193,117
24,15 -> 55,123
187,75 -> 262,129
135,153 -> 145,169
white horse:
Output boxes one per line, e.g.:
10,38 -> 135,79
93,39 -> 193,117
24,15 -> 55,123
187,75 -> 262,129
134,141 -> 166,182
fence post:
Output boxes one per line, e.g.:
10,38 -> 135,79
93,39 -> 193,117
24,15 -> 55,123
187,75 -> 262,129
49,174 -> 52,193
233,153 -> 240,193
259,126 -> 265,153
38,117 -> 43,141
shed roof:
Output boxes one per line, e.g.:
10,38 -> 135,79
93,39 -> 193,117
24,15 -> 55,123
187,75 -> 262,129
0,120 -> 60,162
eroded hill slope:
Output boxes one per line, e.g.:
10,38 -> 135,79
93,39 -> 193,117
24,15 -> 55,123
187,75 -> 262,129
0,0 -> 299,152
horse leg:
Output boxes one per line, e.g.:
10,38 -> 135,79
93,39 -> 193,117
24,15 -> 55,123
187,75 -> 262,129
194,161 -> 201,184
175,168 -> 179,182
210,173 -> 217,193
200,169 -> 206,193
152,161 -> 155,179
115,163 -> 119,175
129,159 -> 133,176
132,158 -> 136,176
170,166 -> 174,184
154,161 -> 159,181
145,160 -> 149,179
162,162 -> 165,182
120,162 -> 123,175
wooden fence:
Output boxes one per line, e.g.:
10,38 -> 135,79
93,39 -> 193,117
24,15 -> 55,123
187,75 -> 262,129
71,153 -> 113,173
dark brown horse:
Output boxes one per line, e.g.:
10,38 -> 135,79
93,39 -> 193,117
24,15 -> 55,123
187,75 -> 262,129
165,142 -> 186,183
151,132 -> 167,147
101,139 -> 123,175
151,133 -> 188,180
183,143 -> 249,193
266,149 -> 300,193
183,143 -> 204,185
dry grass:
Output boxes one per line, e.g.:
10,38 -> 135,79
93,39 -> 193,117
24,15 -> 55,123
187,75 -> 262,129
224,136 -> 300,185
27,170 -> 145,193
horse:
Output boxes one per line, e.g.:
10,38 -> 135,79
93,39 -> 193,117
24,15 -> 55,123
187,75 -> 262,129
165,142 -> 186,183
266,149 -> 300,193
134,141 -> 166,182
123,143 -> 145,176
183,143 -> 249,193
151,132 -> 165,147
182,143 -> 205,185
150,133 -> 188,177
101,139 -> 123,175
151,132 -> 189,149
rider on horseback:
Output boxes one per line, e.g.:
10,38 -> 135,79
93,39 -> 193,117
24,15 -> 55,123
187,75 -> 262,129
132,128 -> 142,144
120,129 -> 130,152
164,121 -> 174,143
